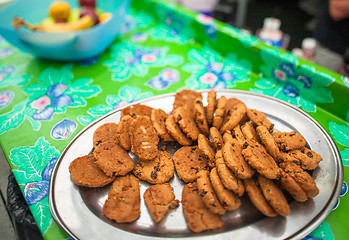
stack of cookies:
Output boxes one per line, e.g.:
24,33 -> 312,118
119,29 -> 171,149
69,89 -> 323,233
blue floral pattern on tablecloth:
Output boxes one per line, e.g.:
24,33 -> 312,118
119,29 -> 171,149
0,65 -> 31,88
146,68 -> 180,90
182,48 -> 251,90
103,41 -> 183,82
78,85 -> 153,126
0,65 -> 101,134
10,137 -> 59,233
251,48 -> 334,112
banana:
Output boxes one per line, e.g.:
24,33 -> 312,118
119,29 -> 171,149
12,15 -> 95,32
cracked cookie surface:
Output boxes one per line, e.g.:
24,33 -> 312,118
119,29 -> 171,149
103,174 -> 140,223
143,183 -> 179,223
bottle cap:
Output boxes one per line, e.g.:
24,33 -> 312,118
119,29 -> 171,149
292,48 -> 303,57
302,38 -> 316,49
263,17 -> 281,31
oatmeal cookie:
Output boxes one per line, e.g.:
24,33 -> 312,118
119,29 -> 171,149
194,98 -> 209,136
209,168 -> 241,211
69,154 -> 115,187
223,140 -> 255,179
116,115 -> 133,151
215,156 -> 245,197
173,146 -> 208,183
165,115 -> 192,146
198,134 -> 216,168
258,174 -> 290,216
93,123 -> 119,148
288,147 -> 322,170
210,127 -> 224,150
182,182 -> 224,233
196,170 -> 226,215
151,108 -> 175,142
143,183 -> 179,223
133,151 -> 174,184
241,141 -> 280,180
212,96 -> 227,130
243,178 -> 277,217
246,109 -> 274,133
206,90 -> 216,125
272,131 -> 307,151
103,174 -> 140,223
130,115 -> 159,160
256,125 -> 280,159
93,142 -> 134,177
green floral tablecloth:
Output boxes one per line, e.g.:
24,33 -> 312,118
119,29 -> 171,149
0,0 -> 348,239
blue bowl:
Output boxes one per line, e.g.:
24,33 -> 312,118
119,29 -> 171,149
0,0 -> 129,61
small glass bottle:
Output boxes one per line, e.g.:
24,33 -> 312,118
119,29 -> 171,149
301,38 -> 316,61
259,17 -> 283,48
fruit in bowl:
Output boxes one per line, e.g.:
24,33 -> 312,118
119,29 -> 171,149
49,1 -> 71,22
0,0 -> 129,61
12,0 -> 110,32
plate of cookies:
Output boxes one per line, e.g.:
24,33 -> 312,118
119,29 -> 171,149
49,89 -> 343,240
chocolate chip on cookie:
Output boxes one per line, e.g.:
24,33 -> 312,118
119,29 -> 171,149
272,131 -> 306,151
288,147 -> 322,170
173,146 -> 209,183
133,151 -> 174,184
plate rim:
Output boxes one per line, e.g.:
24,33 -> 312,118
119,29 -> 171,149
49,89 -> 343,240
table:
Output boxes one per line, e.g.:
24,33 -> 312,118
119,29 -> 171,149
0,0 -> 348,239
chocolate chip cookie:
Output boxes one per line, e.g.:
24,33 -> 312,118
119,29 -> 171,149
133,150 -> 174,184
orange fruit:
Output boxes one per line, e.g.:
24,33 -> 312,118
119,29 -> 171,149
49,1 -> 71,22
